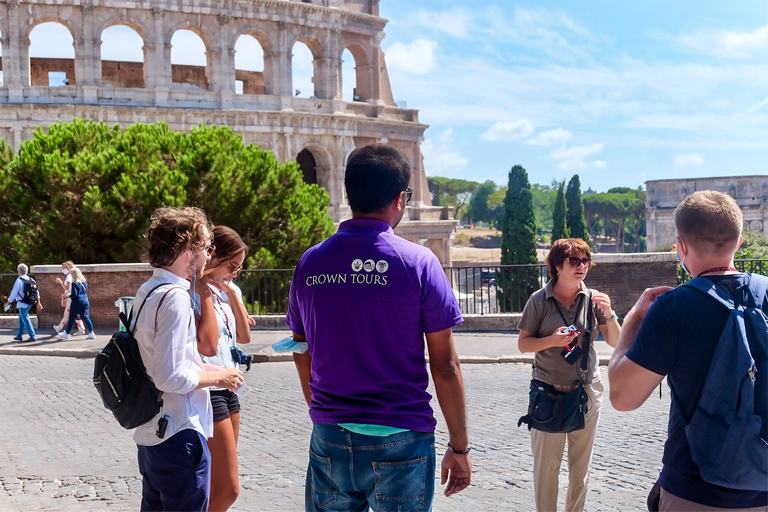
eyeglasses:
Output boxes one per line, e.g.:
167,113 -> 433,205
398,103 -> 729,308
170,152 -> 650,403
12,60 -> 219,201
205,245 -> 216,256
568,256 -> 591,268
403,188 -> 414,204
228,261 -> 243,274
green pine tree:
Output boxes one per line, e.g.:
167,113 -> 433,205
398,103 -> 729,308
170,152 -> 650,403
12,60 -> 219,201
566,174 -> 592,247
498,165 -> 539,312
551,181 -> 569,243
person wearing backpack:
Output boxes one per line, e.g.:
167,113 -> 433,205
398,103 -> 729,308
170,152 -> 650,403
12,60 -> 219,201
132,206 -> 244,512
4,263 -> 43,342
608,190 -> 768,511
57,267 -> 95,339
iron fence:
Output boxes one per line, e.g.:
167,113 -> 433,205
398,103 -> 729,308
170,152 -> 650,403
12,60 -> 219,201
236,269 -> 295,316
677,259 -> 768,285
445,264 -> 549,314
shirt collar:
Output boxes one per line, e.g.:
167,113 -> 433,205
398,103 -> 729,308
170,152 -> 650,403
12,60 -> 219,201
543,279 -> 588,300
152,267 -> 192,290
338,218 -> 393,235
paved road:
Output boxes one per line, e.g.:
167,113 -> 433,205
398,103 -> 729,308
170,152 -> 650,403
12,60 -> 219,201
0,355 -> 669,511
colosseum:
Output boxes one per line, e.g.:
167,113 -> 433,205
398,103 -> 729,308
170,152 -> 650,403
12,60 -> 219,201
0,0 -> 457,263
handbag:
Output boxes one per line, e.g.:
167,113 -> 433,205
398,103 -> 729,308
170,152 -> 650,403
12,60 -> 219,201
518,291 -> 594,433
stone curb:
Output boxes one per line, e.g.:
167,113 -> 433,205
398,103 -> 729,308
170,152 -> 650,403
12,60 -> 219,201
0,346 -> 612,366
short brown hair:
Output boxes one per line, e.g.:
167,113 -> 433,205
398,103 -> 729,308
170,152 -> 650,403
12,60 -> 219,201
546,238 -> 593,280
674,191 -> 743,255
204,226 -> 249,276
142,207 -> 213,268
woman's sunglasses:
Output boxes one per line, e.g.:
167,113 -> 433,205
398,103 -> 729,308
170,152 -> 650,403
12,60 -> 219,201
568,257 -> 591,268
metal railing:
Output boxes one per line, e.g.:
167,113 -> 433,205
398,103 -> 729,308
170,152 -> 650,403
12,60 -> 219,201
678,259 -> 768,285
236,269 -> 295,316
445,264 -> 549,314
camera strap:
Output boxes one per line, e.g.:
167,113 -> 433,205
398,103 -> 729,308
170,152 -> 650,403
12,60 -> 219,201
553,294 -> 585,348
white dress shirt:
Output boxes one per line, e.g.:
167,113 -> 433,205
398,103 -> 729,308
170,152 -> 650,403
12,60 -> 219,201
132,268 -> 213,446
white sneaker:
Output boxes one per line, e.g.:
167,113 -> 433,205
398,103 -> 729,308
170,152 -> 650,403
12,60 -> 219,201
58,332 -> 70,339
53,324 -> 61,333
78,328 -> 86,335
86,332 -> 95,339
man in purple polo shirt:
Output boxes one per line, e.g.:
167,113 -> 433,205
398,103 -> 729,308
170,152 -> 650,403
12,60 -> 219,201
287,144 -> 472,512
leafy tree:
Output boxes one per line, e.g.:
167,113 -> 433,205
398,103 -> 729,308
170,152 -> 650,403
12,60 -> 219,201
736,230 -> 768,260
427,176 -> 478,221
497,165 -> 539,312
0,138 -> 17,271
488,186 -> 507,229
0,120 -> 334,271
551,181 -> 569,242
467,180 -> 496,225
565,174 -> 591,247
530,182 -> 557,235
583,189 -> 645,252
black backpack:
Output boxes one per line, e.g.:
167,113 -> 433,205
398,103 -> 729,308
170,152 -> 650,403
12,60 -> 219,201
20,276 -> 39,305
92,283 -> 170,430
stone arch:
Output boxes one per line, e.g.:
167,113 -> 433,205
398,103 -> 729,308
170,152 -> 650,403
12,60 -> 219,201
169,28 -> 211,91
234,34 -> 266,95
341,42 -> 372,101
297,143 -> 332,190
28,20 -> 76,87
99,24 -> 146,89
290,35 -> 327,98
96,18 -> 149,42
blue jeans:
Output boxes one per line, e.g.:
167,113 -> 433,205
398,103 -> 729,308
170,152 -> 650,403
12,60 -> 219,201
305,423 -> 435,512
66,300 -> 93,334
17,306 -> 35,340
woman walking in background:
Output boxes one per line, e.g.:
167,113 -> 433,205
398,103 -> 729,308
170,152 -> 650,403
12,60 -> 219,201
57,267 -> 94,340
518,238 -> 621,512
194,226 -> 252,511
53,261 -> 85,334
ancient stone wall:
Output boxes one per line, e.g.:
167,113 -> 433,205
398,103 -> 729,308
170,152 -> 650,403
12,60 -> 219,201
646,176 -> 768,249
0,0 -> 459,264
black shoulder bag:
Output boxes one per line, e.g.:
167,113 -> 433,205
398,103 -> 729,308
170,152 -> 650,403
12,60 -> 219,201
518,291 -> 593,433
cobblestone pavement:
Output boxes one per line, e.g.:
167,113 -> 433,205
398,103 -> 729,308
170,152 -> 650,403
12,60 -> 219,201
0,355 -> 669,511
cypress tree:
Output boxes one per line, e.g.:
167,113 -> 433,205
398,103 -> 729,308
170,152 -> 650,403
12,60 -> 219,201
551,181 -> 569,243
566,174 -> 592,247
498,165 -> 539,312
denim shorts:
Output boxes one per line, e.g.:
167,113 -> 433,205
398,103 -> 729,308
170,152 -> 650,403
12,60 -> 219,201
305,423 -> 435,512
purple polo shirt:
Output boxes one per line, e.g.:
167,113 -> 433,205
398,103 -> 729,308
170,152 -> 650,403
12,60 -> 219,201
286,218 -> 463,432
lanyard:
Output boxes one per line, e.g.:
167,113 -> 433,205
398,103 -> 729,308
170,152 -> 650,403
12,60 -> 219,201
696,267 -> 738,277
553,293 -> 584,329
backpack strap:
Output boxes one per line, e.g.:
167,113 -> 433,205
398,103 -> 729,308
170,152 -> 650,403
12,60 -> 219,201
743,273 -> 768,310
127,283 -> 174,335
683,277 -> 737,310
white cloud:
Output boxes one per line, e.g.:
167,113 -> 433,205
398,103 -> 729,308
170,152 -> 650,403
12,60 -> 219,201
422,129 -> 469,177
385,39 -> 438,74
414,8 -> 473,38
748,97 -> 768,112
481,119 -> 535,141
527,128 -> 572,146
550,144 -> 604,170
592,160 -> 607,169
673,154 -> 705,166
674,22 -> 768,59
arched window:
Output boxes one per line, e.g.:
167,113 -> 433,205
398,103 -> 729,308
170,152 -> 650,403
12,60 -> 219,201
341,48 -> 357,101
297,149 -> 317,185
170,30 -> 208,90
101,25 -> 144,88
234,35 -> 264,95
29,22 -> 75,86
291,41 -> 314,98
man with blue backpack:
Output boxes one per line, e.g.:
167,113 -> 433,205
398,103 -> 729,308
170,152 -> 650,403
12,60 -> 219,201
608,190 -> 767,511
4,263 -> 43,342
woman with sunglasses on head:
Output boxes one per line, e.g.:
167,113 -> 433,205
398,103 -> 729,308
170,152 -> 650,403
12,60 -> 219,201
193,226 -> 252,511
517,238 -> 621,512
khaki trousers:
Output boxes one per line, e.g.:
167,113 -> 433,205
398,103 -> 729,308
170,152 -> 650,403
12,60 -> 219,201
531,380 -> 604,512
660,488 -> 768,512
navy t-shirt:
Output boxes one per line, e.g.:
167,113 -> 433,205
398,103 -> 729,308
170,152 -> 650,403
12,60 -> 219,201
627,273 -> 768,508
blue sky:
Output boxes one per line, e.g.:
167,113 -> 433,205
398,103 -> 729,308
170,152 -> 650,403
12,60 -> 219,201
20,1 -> 768,192
379,0 -> 768,191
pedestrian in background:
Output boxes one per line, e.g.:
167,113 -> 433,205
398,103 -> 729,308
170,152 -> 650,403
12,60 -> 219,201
57,267 -> 95,339
53,261 -> 85,334
4,263 -> 43,342
518,238 -> 621,512
193,225 -> 252,511
288,144 -> 472,511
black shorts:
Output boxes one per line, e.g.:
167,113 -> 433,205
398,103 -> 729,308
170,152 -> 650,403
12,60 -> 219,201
209,389 -> 241,422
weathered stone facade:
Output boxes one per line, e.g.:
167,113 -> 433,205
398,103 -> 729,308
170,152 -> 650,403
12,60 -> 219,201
646,176 -> 768,250
0,0 -> 457,263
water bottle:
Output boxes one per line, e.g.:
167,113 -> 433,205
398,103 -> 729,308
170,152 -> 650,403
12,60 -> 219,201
3,303 -> 10,312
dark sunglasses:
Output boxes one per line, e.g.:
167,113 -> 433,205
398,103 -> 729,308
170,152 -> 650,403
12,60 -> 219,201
228,260 -> 243,273
403,187 -> 413,204
568,256 -> 591,268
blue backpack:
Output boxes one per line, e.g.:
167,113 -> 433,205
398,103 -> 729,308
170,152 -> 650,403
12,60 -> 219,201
681,274 -> 768,492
